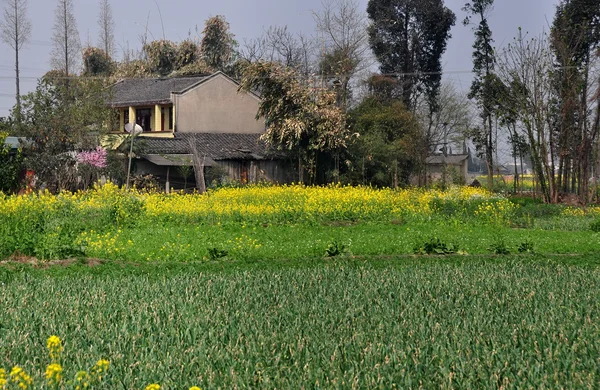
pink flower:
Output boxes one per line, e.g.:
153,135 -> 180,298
77,147 -> 107,168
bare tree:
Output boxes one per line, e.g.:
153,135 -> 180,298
97,0 -> 115,57
416,83 -> 472,153
264,26 -> 316,76
496,31 -> 556,202
239,25 -> 316,78
51,0 -> 81,76
313,0 -> 371,109
1,0 -> 31,121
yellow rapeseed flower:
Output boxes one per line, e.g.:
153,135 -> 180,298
9,366 -> 33,390
90,359 -> 110,382
75,370 -> 90,390
45,363 -> 63,386
46,335 -> 63,362
189,387 -> 202,390
145,384 -> 161,390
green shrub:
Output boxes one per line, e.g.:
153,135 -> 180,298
590,219 -> 600,233
413,237 -> 458,255
325,241 -> 346,257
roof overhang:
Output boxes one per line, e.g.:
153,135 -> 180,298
142,154 -> 216,166
109,100 -> 172,108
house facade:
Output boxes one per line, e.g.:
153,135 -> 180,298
108,72 -> 294,188
426,154 -> 469,185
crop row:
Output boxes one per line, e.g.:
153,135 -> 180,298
2,257 -> 599,388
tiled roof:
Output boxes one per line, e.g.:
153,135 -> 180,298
108,75 -> 209,107
138,133 -> 276,160
426,154 -> 469,165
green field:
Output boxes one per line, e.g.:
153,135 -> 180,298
2,186 -> 600,388
2,256 -> 600,389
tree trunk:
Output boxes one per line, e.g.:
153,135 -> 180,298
188,138 -> 206,194
486,113 -> 494,191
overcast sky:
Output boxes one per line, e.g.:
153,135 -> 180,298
0,0 -> 558,118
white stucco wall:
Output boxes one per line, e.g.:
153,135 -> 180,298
175,74 -> 265,134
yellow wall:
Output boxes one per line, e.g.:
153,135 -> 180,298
128,107 -> 135,126
119,109 -> 124,131
154,105 -> 161,132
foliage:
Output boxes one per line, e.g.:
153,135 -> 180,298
131,174 -> 160,192
112,59 -> 152,79
82,46 -> 114,76
550,0 -> 600,203
325,240 -> 346,257
239,61 -> 349,181
463,0 -> 497,190
413,236 -> 458,255
590,219 -> 600,233
367,0 -> 456,111
199,15 -> 236,71
17,75 -> 111,192
176,39 -> 199,69
143,39 -> 178,76
239,61 -> 349,151
0,131 -> 23,193
344,97 -> 424,187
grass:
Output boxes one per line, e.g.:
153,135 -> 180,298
2,256 -> 600,388
69,221 -> 600,262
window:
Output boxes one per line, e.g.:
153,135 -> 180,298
123,109 -> 129,131
136,108 -> 152,132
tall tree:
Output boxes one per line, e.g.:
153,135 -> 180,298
497,31 -> 556,202
0,0 -> 32,124
551,0 -> 600,203
199,15 -> 236,71
346,97 -> 423,187
314,0 -> 370,110
97,0 -> 115,58
366,0 -> 455,112
51,0 -> 81,76
463,0 -> 497,190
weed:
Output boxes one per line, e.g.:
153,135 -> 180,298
325,241 -> 346,257
517,240 -> 535,253
413,237 -> 458,255
488,237 -> 510,255
207,247 -> 228,261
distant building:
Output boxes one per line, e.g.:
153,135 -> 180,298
426,154 -> 469,183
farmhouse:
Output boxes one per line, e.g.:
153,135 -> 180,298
107,72 -> 293,188
426,154 -> 469,184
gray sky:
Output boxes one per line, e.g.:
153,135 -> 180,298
0,0 -> 558,118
